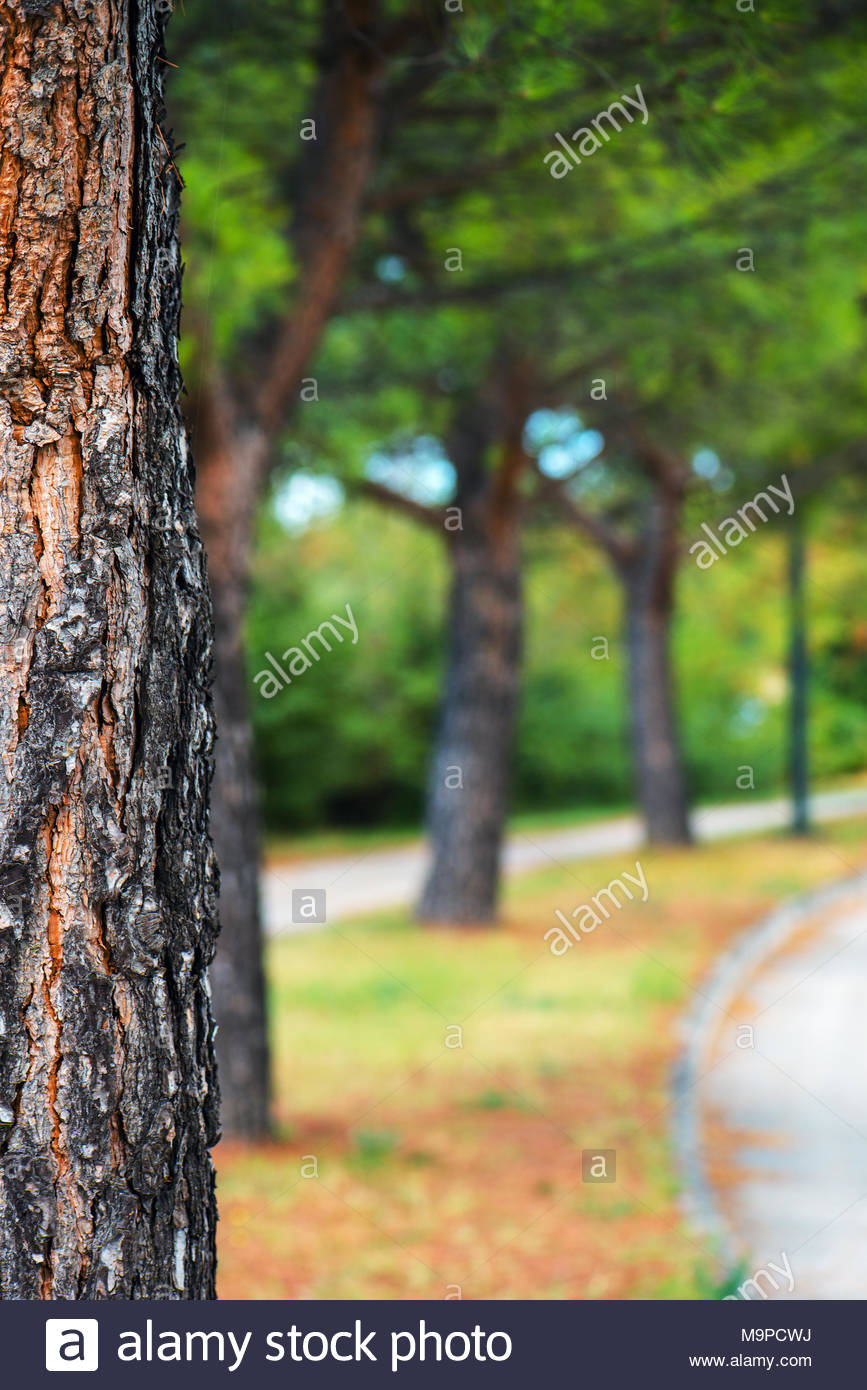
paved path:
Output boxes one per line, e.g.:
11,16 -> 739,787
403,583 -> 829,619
677,876 -> 867,1300
263,786 -> 867,935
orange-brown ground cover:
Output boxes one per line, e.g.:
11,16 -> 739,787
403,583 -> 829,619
215,818 -> 867,1299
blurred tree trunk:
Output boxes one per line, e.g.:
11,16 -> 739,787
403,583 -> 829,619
417,500 -> 522,923
0,0 -> 218,1298
418,366 -> 530,923
787,510 -> 810,834
194,383 -> 271,1139
191,1 -> 388,1136
622,576 -> 691,844
551,433 -> 693,847
618,480 -> 691,845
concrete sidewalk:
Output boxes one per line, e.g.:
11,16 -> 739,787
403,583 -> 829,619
676,874 -> 867,1299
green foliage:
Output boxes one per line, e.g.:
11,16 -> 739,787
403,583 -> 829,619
168,0 -> 312,366
249,499 -> 867,831
171,1 -> 867,834
247,503 -> 445,828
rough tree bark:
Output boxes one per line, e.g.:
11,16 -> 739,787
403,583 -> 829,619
417,367 -> 530,924
0,0 -> 218,1299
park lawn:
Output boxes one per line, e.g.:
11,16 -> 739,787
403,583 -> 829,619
215,817 -> 867,1300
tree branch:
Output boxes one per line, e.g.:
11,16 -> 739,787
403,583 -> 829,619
530,461 -> 632,568
252,5 -> 384,444
349,477 -> 446,530
366,134 -> 546,212
622,416 -> 691,494
701,442 -> 867,540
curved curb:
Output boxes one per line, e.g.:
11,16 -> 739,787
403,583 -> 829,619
671,868 -> 867,1275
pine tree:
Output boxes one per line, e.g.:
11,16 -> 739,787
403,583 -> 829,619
0,0 -> 218,1299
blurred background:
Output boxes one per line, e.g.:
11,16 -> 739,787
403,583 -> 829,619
167,0 -> 867,1297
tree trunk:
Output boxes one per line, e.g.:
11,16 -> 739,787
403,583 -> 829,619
418,524 -> 522,923
787,512 -> 810,834
203,596 -> 271,1138
194,396 -> 271,1139
418,383 -> 528,925
623,582 -> 692,844
0,0 -> 218,1299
